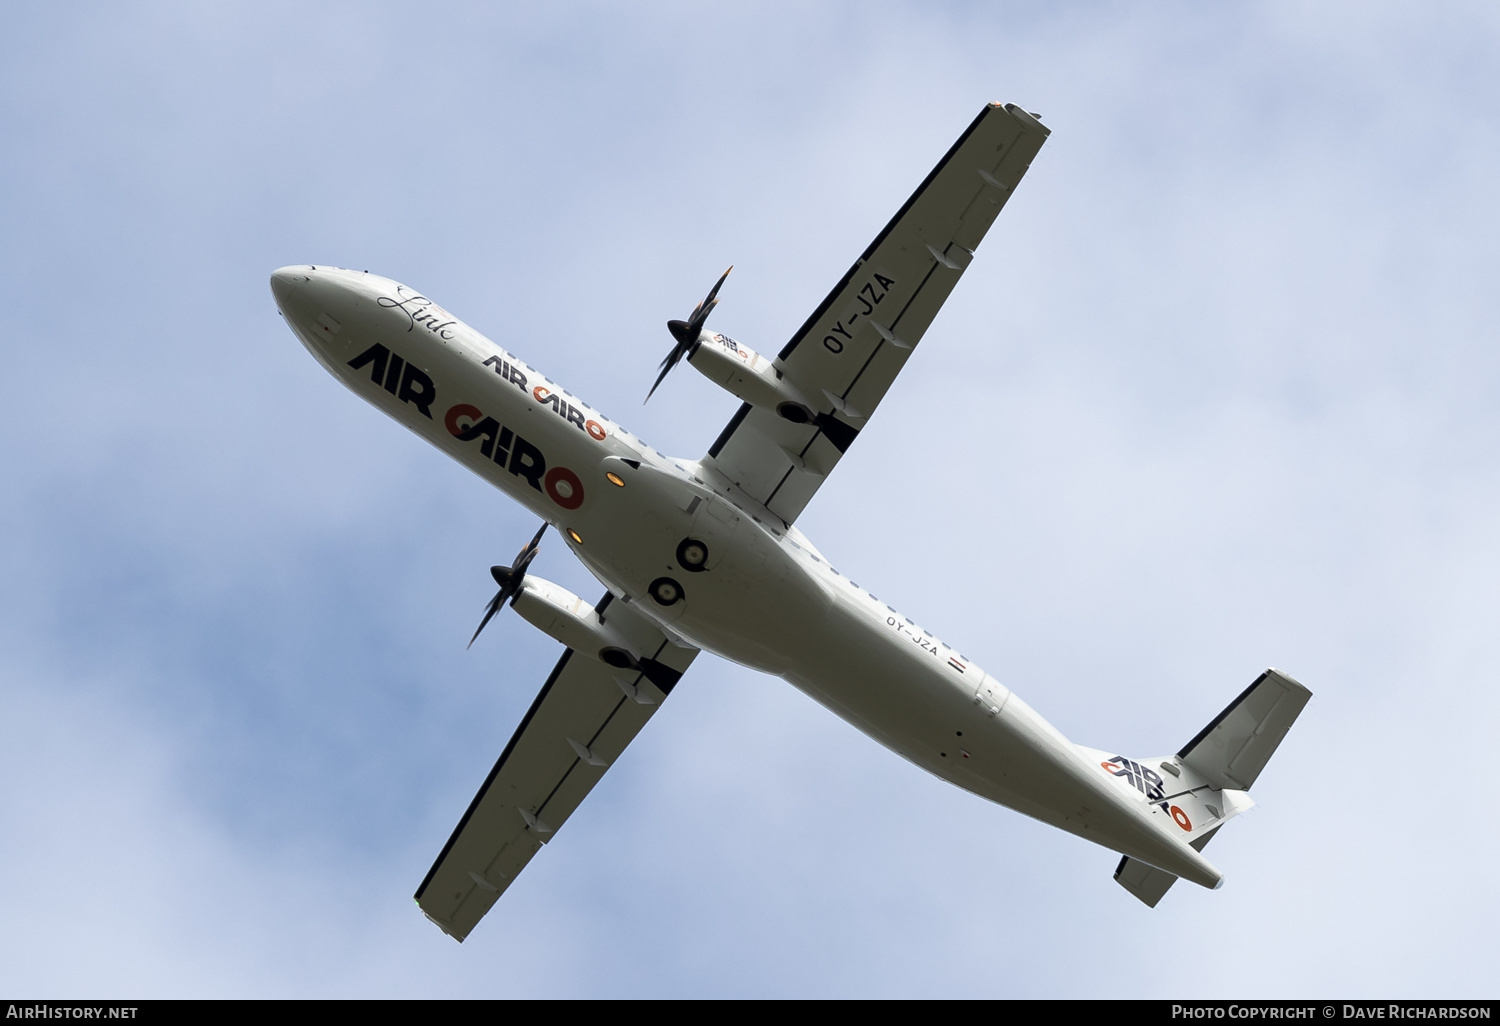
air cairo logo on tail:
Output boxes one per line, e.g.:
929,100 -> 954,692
1101,756 -> 1193,832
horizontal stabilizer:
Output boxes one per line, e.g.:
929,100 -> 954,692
1115,827 -> 1219,907
1179,669 -> 1311,791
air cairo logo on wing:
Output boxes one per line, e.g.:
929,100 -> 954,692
1100,755 -> 1194,832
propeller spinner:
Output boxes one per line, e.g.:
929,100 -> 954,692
646,265 -> 732,402
467,522 -> 547,648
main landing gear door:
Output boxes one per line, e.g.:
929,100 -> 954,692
687,494 -> 742,571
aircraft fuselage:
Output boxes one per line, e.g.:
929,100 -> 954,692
272,264 -> 1223,889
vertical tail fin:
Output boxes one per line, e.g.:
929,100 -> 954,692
1114,669 -> 1311,906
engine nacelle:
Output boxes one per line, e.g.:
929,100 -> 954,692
510,576 -> 681,697
687,333 -> 818,424
512,576 -> 631,663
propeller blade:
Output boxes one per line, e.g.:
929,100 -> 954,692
513,523 -> 546,573
645,346 -> 683,403
468,590 -> 508,649
467,523 -> 547,648
645,266 -> 732,403
687,265 -> 732,334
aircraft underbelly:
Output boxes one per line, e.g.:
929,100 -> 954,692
767,604 -> 1207,873
778,621 -> 1058,809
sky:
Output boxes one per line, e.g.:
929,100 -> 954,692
2,1 -> 1498,999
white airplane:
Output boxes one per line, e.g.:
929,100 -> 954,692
271,102 -> 1310,941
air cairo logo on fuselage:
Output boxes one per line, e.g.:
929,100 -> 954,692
480,356 -> 608,442
348,342 -> 437,418
444,402 -> 584,510
1100,755 -> 1194,832
345,342 -> 588,511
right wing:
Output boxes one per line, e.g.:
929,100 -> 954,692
415,593 -> 699,941
703,102 -> 1050,526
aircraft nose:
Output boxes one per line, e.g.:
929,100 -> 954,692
269,265 -> 313,308
270,265 -> 346,349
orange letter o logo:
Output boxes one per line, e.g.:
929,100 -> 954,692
544,466 -> 585,510
444,403 -> 482,437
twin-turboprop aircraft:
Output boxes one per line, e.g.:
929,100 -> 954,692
271,102 -> 1310,941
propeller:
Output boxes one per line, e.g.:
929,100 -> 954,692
467,523 -> 547,648
646,265 -> 732,402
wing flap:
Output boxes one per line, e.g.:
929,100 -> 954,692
415,595 -> 697,941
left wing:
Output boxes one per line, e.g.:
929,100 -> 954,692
703,102 -> 1050,525
415,594 -> 698,941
